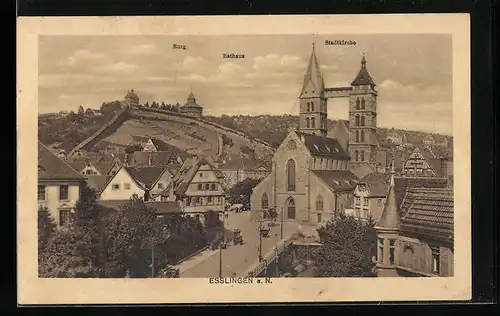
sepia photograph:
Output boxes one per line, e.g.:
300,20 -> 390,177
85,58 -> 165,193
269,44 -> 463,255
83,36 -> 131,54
18,15 -> 471,304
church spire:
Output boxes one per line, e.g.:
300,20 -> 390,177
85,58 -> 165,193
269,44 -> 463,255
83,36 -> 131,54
376,161 -> 400,231
300,43 -> 325,97
351,53 -> 376,87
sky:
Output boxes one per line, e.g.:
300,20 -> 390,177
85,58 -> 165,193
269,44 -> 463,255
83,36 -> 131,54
38,34 -> 453,135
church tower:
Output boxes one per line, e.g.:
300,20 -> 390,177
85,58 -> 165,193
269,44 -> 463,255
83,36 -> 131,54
348,54 -> 378,166
299,43 -> 328,137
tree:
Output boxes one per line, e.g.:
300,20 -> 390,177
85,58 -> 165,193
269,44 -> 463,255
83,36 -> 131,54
144,101 -> 150,108
312,214 -> 377,277
228,179 -> 261,211
85,108 -> 94,117
151,101 -> 158,108
38,206 -> 56,256
39,228 -> 99,278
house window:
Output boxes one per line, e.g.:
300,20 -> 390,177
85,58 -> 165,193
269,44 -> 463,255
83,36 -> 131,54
112,184 -> 120,190
354,150 -> 359,161
186,197 -> 192,206
124,183 -> 131,190
360,150 -> 365,162
356,209 -> 361,218
389,239 -> 396,265
205,183 -> 210,190
195,197 -> 201,206
59,209 -> 71,227
37,185 -> 46,201
355,197 -> 360,205
198,184 -> 203,190
59,185 -> 69,201
363,198 -> 369,207
210,183 -> 216,190
316,195 -> 324,211
207,196 -> 214,205
286,159 -> 296,191
431,246 -> 440,274
317,213 -> 322,223
378,238 -> 384,263
363,209 -> 369,219
261,193 -> 269,211
199,172 -> 203,177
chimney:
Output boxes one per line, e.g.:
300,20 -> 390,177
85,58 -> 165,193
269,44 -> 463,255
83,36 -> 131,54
148,152 -> 153,167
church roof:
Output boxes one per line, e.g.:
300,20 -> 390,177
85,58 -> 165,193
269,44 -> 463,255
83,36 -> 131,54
312,170 -> 359,192
376,173 -> 400,230
351,55 -> 376,87
300,43 -> 325,97
295,131 -> 350,159
38,141 -> 85,181
400,187 -> 454,243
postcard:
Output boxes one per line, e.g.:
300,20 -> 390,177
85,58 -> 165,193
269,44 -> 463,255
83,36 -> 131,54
17,14 -> 471,304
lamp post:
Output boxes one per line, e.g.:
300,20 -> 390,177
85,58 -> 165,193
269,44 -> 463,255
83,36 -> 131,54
258,219 -> 263,262
275,233 -> 279,277
219,211 -> 225,277
280,206 -> 284,240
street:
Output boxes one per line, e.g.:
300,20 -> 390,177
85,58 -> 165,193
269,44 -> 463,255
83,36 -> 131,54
180,211 -> 301,277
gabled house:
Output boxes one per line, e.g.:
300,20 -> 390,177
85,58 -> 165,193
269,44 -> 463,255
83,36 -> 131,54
218,155 -> 271,189
158,157 -> 226,221
38,141 -> 85,228
98,165 -> 174,201
69,160 -> 120,177
402,147 -> 443,177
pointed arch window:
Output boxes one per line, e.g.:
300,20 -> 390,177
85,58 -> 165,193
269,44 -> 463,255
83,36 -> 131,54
355,115 -> 360,126
286,159 -> 296,191
306,117 -> 310,128
307,102 -> 311,112
311,117 -> 316,128
356,98 -> 360,110
261,193 -> 269,211
316,195 -> 324,211
360,116 -> 366,126
360,150 -> 365,161
286,197 -> 296,219
354,150 -> 359,161
356,130 -> 360,142
361,130 -> 365,142
361,97 -> 366,109
311,102 -> 315,112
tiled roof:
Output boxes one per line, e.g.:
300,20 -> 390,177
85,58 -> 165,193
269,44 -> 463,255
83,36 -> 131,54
351,56 -> 376,86
359,173 -> 392,197
295,131 -> 350,159
312,170 -> 359,191
93,162 -> 116,175
125,166 -> 168,189
86,175 -> 112,194
300,44 -> 325,97
128,151 -> 177,167
38,141 -> 85,181
400,188 -> 454,242
96,199 -> 131,211
170,157 -> 219,196
67,161 -> 88,173
131,135 -> 151,143
417,146 -> 444,177
394,176 -> 449,211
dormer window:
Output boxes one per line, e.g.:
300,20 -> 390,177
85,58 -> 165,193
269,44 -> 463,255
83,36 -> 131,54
313,144 -> 319,151
325,145 -> 331,152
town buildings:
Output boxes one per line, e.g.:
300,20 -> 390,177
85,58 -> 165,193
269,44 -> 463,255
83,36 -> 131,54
126,136 -> 187,167
218,155 -> 271,189
375,173 -> 454,277
38,141 -> 85,228
159,157 -> 226,222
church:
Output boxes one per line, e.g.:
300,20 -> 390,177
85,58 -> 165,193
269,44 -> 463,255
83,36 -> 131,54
250,44 -> 380,224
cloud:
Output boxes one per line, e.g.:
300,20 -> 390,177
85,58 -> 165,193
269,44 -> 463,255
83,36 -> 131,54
58,49 -> 105,67
320,64 -> 338,71
93,62 -> 138,74
128,44 -> 156,55
378,79 -> 451,103
251,54 -> 305,74
179,62 -> 247,86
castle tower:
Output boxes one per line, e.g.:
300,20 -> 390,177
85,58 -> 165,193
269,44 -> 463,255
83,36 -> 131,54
375,163 -> 401,277
299,43 -> 328,137
348,54 -> 378,166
